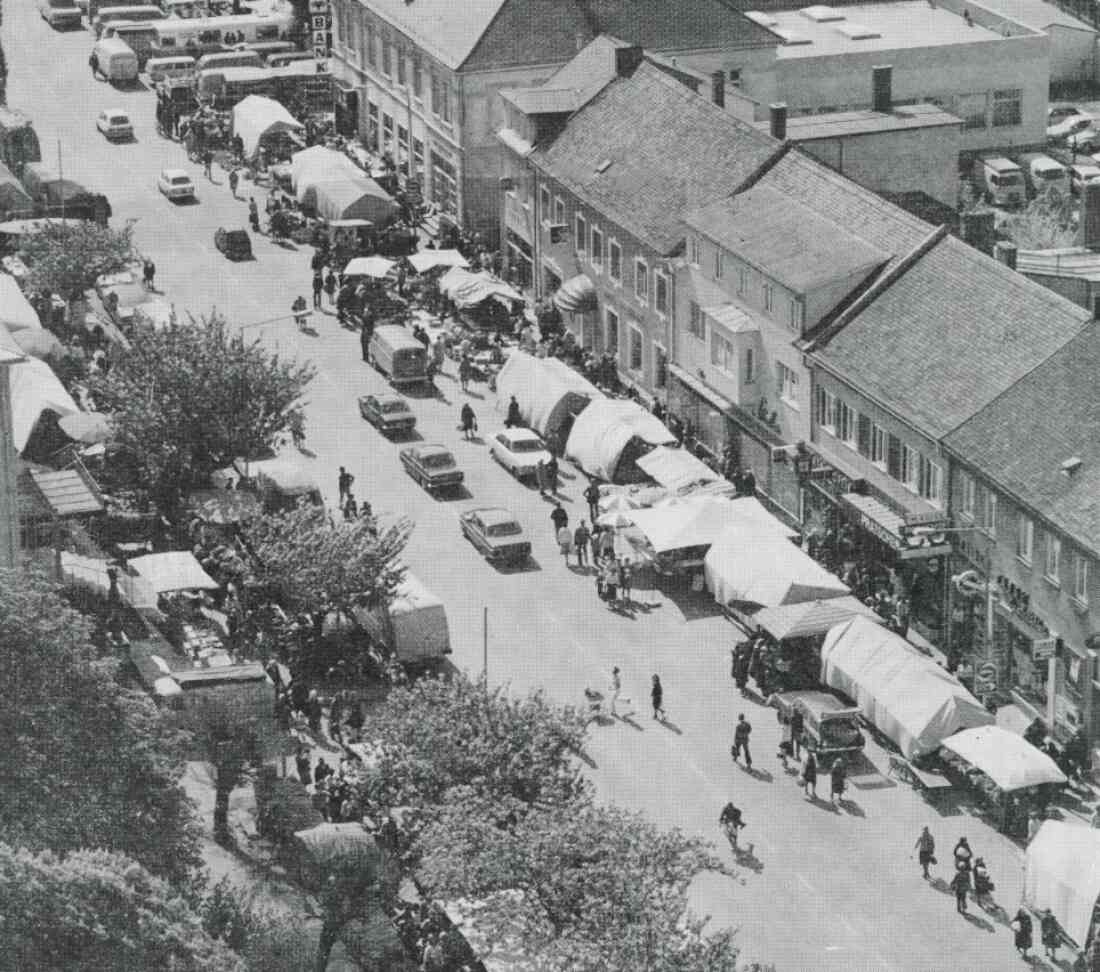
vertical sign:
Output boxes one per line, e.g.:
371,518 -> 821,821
309,0 -> 332,69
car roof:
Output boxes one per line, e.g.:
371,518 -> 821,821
469,507 -> 518,527
417,444 -> 453,458
371,392 -> 407,406
776,690 -> 858,716
162,168 -> 189,179
104,108 -> 128,116
500,428 -> 541,442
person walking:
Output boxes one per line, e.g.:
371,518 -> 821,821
588,524 -> 602,566
343,492 -> 358,521
248,196 -> 260,233
228,167 -> 239,198
360,323 -> 372,362
545,455 -> 559,496
1041,908 -> 1060,960
584,481 -> 601,524
913,826 -> 936,879
338,467 -> 353,505
203,148 -> 214,180
732,713 -> 752,769
556,525 -> 572,562
458,356 -> 472,393
789,705 -> 804,761
802,750 -> 818,800
830,756 -> 847,806
505,395 -> 522,428
619,558 -> 633,604
1012,908 -> 1033,959
651,674 -> 666,721
312,270 -> 324,309
295,747 -> 311,785
142,258 -> 156,291
324,268 -> 337,305
599,527 -> 616,566
550,502 -> 568,537
292,295 -> 308,330
536,459 -> 551,498
460,402 -> 477,440
573,521 -> 590,568
950,864 -> 971,915
609,666 -> 631,717
953,837 -> 973,872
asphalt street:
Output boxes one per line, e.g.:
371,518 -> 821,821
14,10 -> 1075,969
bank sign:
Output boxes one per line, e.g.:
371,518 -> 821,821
309,0 -> 332,66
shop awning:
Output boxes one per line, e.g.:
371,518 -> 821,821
754,595 -> 882,641
668,363 -> 733,413
839,491 -> 952,560
1024,821 -> 1100,949
553,274 -> 598,314
407,249 -> 469,273
941,725 -> 1066,792
343,255 -> 394,278
636,445 -> 719,492
628,497 -> 737,554
127,551 -> 220,593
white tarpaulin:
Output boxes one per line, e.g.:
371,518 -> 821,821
494,351 -> 603,439
1025,821 -> 1100,948
9,356 -> 77,453
232,95 -> 303,159
754,595 -> 881,641
636,446 -> 719,492
704,531 -> 846,608
291,145 -> 361,193
627,497 -> 737,553
439,267 -> 523,309
303,177 -> 396,223
128,551 -> 220,593
565,399 -> 675,482
343,256 -> 394,278
820,615 -> 993,759
941,725 -> 1066,791
407,249 -> 469,273
0,273 -> 42,332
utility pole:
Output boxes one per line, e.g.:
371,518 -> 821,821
482,605 -> 488,678
0,351 -> 25,571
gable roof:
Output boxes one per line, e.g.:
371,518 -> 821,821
361,0 -> 511,70
463,0 -> 596,70
530,61 -> 779,253
583,0 -> 780,51
969,0 -> 1095,32
944,323 -> 1100,556
685,184 -> 889,292
814,234 -> 1092,438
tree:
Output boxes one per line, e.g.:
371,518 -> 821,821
0,568 -> 202,889
998,188 -> 1078,250
17,219 -> 135,303
90,313 -> 315,513
0,844 -> 244,972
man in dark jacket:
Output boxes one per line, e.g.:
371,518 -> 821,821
505,396 -> 522,428
584,481 -> 601,524
550,502 -> 568,536
732,714 -> 752,769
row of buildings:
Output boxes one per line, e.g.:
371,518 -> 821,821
328,2 -> 1100,757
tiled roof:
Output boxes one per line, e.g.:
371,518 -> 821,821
500,87 -> 587,114
463,0 -> 595,70
530,61 -> 779,253
944,324 -> 1100,556
360,0 -> 510,70
585,0 -> 780,51
684,184 -> 889,292
816,234 -> 1092,438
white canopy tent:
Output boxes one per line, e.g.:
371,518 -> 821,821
820,615 -> 993,759
636,446 -> 719,492
343,255 -> 394,278
941,725 -> 1066,791
565,399 -> 675,482
302,177 -> 396,223
1025,821 -> 1100,949
0,273 -> 42,332
232,95 -> 304,160
290,145 -> 361,194
438,267 -> 523,309
9,356 -> 77,453
407,249 -> 469,273
128,551 -> 220,593
753,595 -> 882,641
494,351 -> 603,440
627,497 -> 737,554
704,531 -> 846,608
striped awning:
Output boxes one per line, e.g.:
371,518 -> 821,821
553,274 -> 598,313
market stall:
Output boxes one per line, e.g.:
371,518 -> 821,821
9,356 -> 77,454
0,272 -> 41,332
820,615 -> 993,759
231,94 -> 304,162
343,255 -> 394,279
301,176 -> 396,224
493,351 -> 603,446
407,248 -> 469,273
565,398 -> 675,483
754,596 -> 882,642
627,496 -> 737,573
291,145 -> 361,194
127,550 -> 220,594
1025,821 -> 1100,951
636,445 -> 719,493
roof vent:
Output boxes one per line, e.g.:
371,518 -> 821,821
800,5 -> 845,21
836,22 -> 881,39
744,10 -> 779,26
772,29 -> 813,44
1062,457 -> 1083,475
595,158 -> 612,173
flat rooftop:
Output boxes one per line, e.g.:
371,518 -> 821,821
744,3 -> 1015,56
781,103 -> 962,139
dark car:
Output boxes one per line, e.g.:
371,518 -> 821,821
215,227 -> 252,261
770,690 -> 865,768
358,393 -> 416,437
399,443 -> 463,494
459,507 -> 531,564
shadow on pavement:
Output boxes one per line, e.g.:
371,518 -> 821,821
838,797 -> 865,817
493,556 -> 541,575
733,844 -> 764,874
616,713 -> 645,731
744,766 -> 774,783
658,718 -> 683,735
962,911 -> 996,933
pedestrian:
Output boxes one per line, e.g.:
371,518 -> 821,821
609,666 -> 631,717
460,402 -> 477,440
343,492 -> 358,521
588,524 -> 602,565
830,756 -> 847,805
972,857 -> 993,905
338,466 -> 353,504
360,323 -> 372,361
228,167 -> 239,198
651,674 -> 666,721
535,459 -> 550,497
949,864 -> 970,914
913,826 -> 936,879
1041,908 -> 1060,959
248,197 -> 260,233
289,412 -> 305,451
458,356 -> 472,393
544,454 -> 559,496
295,747 -> 311,785
789,705 -> 804,761
599,526 -> 616,564
431,335 -> 446,377
307,690 -> 323,732
313,756 -> 331,785
557,525 -> 572,561
292,295 -> 308,330
1012,908 -> 1033,958
89,51 -> 99,77
312,270 -> 324,309
203,149 -> 214,180
505,395 -> 522,428
324,268 -> 337,304
602,558 -> 619,604
733,646 -> 751,694
584,480 -> 601,524
953,836 -> 973,872
619,558 -> 633,603
802,750 -> 818,799
142,258 -> 156,291
732,713 -> 752,769
573,521 -> 590,567
550,502 -> 568,537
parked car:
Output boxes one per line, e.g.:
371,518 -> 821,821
1068,128 -> 1100,155
39,0 -> 82,30
459,507 -> 531,564
1018,153 -> 1069,198
1049,104 -> 1086,124
399,443 -> 463,494
1070,162 -> 1100,195
770,690 -> 866,768
96,108 -> 133,141
214,227 -> 252,261
1047,113 -> 1094,143
157,167 -> 195,200
489,428 -> 552,480
358,392 -> 416,437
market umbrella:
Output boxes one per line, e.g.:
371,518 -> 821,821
342,255 -> 395,279
58,411 -> 112,445
12,328 -> 63,359
597,510 -> 635,528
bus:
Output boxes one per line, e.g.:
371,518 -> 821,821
102,20 -> 162,65
148,11 -> 293,58
92,4 -> 164,37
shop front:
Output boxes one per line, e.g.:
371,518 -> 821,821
429,147 -> 458,221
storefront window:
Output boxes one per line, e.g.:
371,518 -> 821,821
1003,617 -> 1046,706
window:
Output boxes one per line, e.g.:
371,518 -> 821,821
412,137 -> 424,178
900,444 -> 919,492
654,271 -> 669,316
629,325 -> 643,372
590,226 -> 603,269
1074,554 -> 1090,605
871,423 -> 886,468
605,307 -> 619,353
575,213 -> 587,254
763,282 -> 774,312
788,298 -> 801,333
1016,515 -> 1034,564
992,88 -> 1021,128
381,35 -> 391,76
609,240 -> 622,283
689,237 -> 700,266
688,301 -> 705,339
919,457 -> 943,507
745,347 -> 755,383
539,186 -> 551,222
978,487 -> 997,537
366,21 -> 376,68
737,266 -> 747,296
654,344 -> 668,389
815,386 -> 836,432
711,330 -> 736,372
412,55 -> 422,98
439,80 -> 451,122
382,112 -> 393,150
777,362 -> 798,405
1045,533 -> 1061,584
959,470 -> 976,519
430,72 -> 440,115
553,196 -> 565,226
715,250 -> 724,280
396,45 -> 406,85
836,400 -> 855,447
634,258 -> 648,303
954,92 -> 987,130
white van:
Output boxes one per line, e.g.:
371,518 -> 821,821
976,157 -> 1024,208
195,49 -> 262,72
353,572 -> 452,667
92,3 -> 164,36
145,54 -> 195,80
1018,152 -> 1069,198
93,36 -> 140,83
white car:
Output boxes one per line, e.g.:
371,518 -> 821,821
1047,113 -> 1094,143
1068,128 -> 1100,155
489,428 -> 552,481
96,108 -> 132,141
1070,163 -> 1100,195
157,168 -> 195,200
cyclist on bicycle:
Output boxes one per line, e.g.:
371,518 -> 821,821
719,801 -> 745,848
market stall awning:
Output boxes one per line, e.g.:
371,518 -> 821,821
565,398 -> 675,482
13,327 -> 62,359
25,466 -> 104,517
291,145 -> 363,194
627,497 -> 735,554
493,351 -> 603,439
1025,821 -> 1100,949
753,595 -> 882,641
343,255 -> 394,278
304,177 -> 397,224
9,357 -> 77,453
553,274 -> 598,314
407,249 -> 469,273
232,94 -> 304,159
840,491 -> 952,560
0,273 -> 42,332
185,489 -> 262,525
996,703 -> 1041,736
941,725 -> 1066,792
439,267 -> 524,309
127,551 -> 220,593
636,445 -> 718,492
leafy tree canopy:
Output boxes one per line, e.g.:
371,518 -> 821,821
90,313 -> 315,504
18,219 -> 135,301
0,568 -> 201,888
0,845 -> 244,972
997,188 -> 1078,250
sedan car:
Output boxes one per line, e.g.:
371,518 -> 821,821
489,428 -> 552,480
157,168 -> 195,201
1070,162 -> 1100,195
399,444 -> 464,493
1047,113 -> 1094,143
459,507 -> 531,565
358,392 -> 416,437
1068,128 -> 1100,155
1049,104 -> 1086,125
96,108 -> 133,141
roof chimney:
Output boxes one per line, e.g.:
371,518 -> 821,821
871,64 -> 892,114
993,240 -> 1017,270
711,71 -> 725,108
959,210 -> 995,255
1081,181 -> 1100,251
614,46 -> 644,78
769,102 -> 787,141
